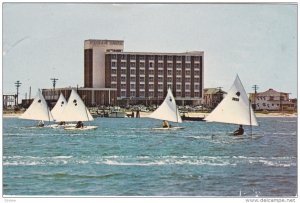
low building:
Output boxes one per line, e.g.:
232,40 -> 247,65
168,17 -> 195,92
249,88 -> 296,111
41,87 -> 117,108
203,88 -> 226,110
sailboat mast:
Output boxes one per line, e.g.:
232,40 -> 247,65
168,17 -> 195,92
249,98 -> 252,136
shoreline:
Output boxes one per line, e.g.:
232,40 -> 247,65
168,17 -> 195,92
3,112 -> 297,118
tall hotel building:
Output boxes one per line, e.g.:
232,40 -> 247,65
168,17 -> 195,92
84,39 -> 204,106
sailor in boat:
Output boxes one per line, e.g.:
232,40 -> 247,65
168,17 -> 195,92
38,120 -> 45,127
75,121 -> 84,128
233,125 -> 244,136
58,121 -> 66,126
162,120 -> 171,128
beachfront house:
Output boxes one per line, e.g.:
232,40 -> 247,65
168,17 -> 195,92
249,88 -> 296,112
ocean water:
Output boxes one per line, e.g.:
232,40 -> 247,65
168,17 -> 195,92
3,116 -> 297,196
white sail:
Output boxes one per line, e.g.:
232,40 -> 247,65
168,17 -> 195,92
56,89 -> 93,122
205,75 -> 258,126
51,93 -> 67,121
20,90 -> 54,121
148,88 -> 182,123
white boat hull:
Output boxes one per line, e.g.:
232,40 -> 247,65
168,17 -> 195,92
152,126 -> 184,130
64,126 -> 98,131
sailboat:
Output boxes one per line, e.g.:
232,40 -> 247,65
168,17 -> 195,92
205,75 -> 258,136
147,88 -> 184,130
55,89 -> 97,130
19,89 -> 54,127
50,93 -> 70,128
51,93 -> 67,121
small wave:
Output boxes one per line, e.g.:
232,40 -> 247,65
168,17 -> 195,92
3,155 -> 296,167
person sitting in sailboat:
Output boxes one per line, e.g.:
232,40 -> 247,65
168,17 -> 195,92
38,120 -> 44,127
233,125 -> 244,136
75,121 -> 83,128
162,120 -> 171,128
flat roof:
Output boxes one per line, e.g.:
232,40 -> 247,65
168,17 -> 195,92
105,51 -> 204,55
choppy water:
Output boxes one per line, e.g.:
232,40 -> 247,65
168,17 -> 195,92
3,117 -> 297,196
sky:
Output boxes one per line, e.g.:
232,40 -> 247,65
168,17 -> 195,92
2,3 -> 298,99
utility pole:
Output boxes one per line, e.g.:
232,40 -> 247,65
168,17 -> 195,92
217,87 -> 223,108
15,80 -> 22,106
252,85 -> 259,110
50,78 -> 58,100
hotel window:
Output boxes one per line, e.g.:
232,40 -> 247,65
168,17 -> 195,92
158,77 -> 163,82
121,62 -> 126,67
121,69 -> 126,74
121,84 -> 126,89
130,62 -> 136,67
167,84 -> 172,89
158,84 -> 163,89
121,55 -> 126,60
158,63 -> 163,68
111,84 -> 117,88
140,91 -> 145,97
167,77 -> 172,82
158,70 -> 163,75
185,92 -> 191,97
140,69 -> 145,75
176,77 -> 181,82
186,56 -> 191,62
121,76 -> 126,82
149,84 -> 154,89
139,55 -> 145,60
121,91 -> 126,97
130,55 -> 136,60
149,91 -> 154,97
194,56 -> 200,61
194,64 -> 200,69
140,62 -> 145,67
186,70 -> 191,75
158,92 -> 164,98
194,70 -> 200,75
176,56 -> 182,61
130,91 -> 135,97
167,56 -> 173,61
149,62 -> 154,68
149,77 -> 154,82
149,70 -> 154,75
185,78 -> 191,82
130,77 -> 135,82
176,63 -> 181,68
176,92 -> 181,97
140,77 -> 145,82
195,77 -> 200,82
185,84 -> 190,90
111,76 -> 117,82
167,63 -> 172,68
111,62 -> 117,67
176,70 -> 181,75
111,54 -> 117,59
195,84 -> 199,90
130,84 -> 135,89
167,70 -> 172,75
176,84 -> 181,90
111,69 -> 117,74
140,84 -> 145,89
186,63 -> 191,69
130,69 -> 136,75
195,92 -> 200,97
158,55 -> 163,60
149,55 -> 154,60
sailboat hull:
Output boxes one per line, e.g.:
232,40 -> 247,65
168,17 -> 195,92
152,126 -> 185,130
64,126 -> 98,131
